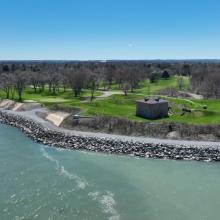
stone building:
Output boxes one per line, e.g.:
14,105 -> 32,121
136,98 -> 168,119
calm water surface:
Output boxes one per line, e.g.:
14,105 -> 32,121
0,124 -> 220,220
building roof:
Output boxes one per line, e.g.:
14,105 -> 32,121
137,98 -> 168,104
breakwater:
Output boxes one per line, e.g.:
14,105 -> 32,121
0,111 -> 220,162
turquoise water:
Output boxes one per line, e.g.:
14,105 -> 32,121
0,124 -> 220,220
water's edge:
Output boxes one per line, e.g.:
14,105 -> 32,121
0,110 -> 220,162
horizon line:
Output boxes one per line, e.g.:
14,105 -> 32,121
1,58 -> 220,62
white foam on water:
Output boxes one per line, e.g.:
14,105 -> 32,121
88,191 -> 120,220
41,147 -> 119,219
40,147 -> 56,162
60,165 -> 88,189
80,150 -> 113,158
10,194 -> 16,199
40,147 -> 88,190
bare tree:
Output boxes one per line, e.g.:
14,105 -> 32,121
105,64 -> 116,89
14,71 -> 27,101
0,73 -> 13,99
87,72 -> 99,101
177,75 -> 184,90
67,67 -> 88,97
29,72 -> 40,93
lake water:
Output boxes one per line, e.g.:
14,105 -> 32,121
0,124 -> 220,220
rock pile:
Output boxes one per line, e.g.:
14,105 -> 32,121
0,111 -> 220,162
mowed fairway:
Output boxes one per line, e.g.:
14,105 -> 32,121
1,76 -> 220,125
80,94 -> 220,124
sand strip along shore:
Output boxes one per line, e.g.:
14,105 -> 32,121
0,109 -> 220,162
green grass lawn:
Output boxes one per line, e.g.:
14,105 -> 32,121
96,95 -> 220,125
107,76 -> 189,95
135,76 -> 189,95
1,76 -> 220,125
0,87 -> 102,105
52,93 -> 220,125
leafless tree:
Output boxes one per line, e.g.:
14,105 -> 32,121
14,71 -> 27,101
177,75 -> 184,90
29,71 -> 40,93
67,67 -> 88,97
87,72 -> 100,101
0,73 -> 13,99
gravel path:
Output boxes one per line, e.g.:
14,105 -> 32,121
2,108 -> 220,149
97,91 -> 124,98
179,91 -> 204,100
81,91 -> 124,103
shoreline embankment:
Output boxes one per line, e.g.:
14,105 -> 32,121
1,110 -> 220,162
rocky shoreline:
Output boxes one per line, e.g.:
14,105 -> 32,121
1,111 -> 220,162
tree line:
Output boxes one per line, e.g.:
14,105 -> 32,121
0,61 -> 219,101
190,63 -> 220,98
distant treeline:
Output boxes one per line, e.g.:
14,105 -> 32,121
0,61 -> 219,100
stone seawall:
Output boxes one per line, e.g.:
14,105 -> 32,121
1,111 -> 220,162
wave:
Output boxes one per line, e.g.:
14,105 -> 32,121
88,191 -> 120,220
59,165 -> 88,189
41,147 -> 120,219
40,147 -> 88,190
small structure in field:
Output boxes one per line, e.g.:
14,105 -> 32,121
136,98 -> 169,119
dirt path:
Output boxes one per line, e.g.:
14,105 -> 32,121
81,91 -> 124,103
97,91 -> 124,98
180,91 -> 204,100
188,92 -> 203,100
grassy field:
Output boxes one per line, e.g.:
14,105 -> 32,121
1,76 -> 220,125
81,95 -> 220,125
0,88 -> 102,105
135,76 -> 189,95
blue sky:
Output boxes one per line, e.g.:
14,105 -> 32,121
0,0 -> 220,60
